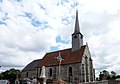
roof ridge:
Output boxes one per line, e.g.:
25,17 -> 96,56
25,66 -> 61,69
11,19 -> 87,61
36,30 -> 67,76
47,48 -> 72,54
33,59 -> 41,61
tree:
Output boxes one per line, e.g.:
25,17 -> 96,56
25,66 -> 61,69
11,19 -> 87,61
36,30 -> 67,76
98,70 -> 118,80
110,71 -> 117,80
0,68 -> 21,83
111,71 -> 116,76
99,72 -> 103,81
99,70 -> 110,80
0,73 -> 3,79
116,75 -> 120,78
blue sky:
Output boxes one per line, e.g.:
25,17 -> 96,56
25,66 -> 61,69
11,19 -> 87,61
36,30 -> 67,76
0,0 -> 120,77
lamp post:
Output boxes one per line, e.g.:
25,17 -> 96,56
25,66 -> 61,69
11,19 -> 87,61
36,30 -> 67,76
55,52 -> 64,80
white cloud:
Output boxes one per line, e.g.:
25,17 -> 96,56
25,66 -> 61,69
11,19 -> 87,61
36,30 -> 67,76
78,0 -> 120,14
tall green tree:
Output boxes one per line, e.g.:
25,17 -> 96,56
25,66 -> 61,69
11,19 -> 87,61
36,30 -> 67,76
110,71 -> 117,80
99,70 -> 110,80
0,68 -> 21,83
111,71 -> 116,76
99,70 -> 118,80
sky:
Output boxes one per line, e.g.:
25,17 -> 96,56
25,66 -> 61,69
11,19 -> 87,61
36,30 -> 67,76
0,0 -> 120,77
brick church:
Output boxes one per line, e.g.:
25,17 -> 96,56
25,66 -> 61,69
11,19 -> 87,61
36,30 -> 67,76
21,10 -> 95,83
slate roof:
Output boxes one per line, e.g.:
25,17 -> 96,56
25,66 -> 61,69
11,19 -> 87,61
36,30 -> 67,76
37,45 -> 86,67
22,59 -> 41,71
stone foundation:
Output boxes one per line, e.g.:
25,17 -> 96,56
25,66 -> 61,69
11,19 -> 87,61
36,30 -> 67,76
80,80 -> 120,84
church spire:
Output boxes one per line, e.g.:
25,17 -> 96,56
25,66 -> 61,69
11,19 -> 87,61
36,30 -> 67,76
72,10 -> 83,51
74,10 -> 80,33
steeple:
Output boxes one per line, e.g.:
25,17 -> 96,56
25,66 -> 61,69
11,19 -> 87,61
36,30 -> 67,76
72,10 -> 83,51
74,10 -> 80,33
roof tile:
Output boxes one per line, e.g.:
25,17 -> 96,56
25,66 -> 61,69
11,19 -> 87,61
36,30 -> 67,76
37,45 -> 86,67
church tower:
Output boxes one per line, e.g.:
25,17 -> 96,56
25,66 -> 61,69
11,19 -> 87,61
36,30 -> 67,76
72,10 -> 83,51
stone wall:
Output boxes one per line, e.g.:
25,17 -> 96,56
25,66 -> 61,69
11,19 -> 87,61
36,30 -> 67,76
21,69 -> 37,78
81,44 -> 95,82
45,63 -> 81,83
79,80 -> 120,84
44,62 -> 94,84
108,80 -> 120,84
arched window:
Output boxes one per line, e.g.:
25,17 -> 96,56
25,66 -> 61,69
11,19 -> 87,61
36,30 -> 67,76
68,66 -> 72,76
49,68 -> 52,76
39,68 -> 42,76
26,72 -> 28,77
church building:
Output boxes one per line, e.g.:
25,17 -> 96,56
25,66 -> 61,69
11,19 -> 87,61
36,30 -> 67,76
36,10 -> 95,83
